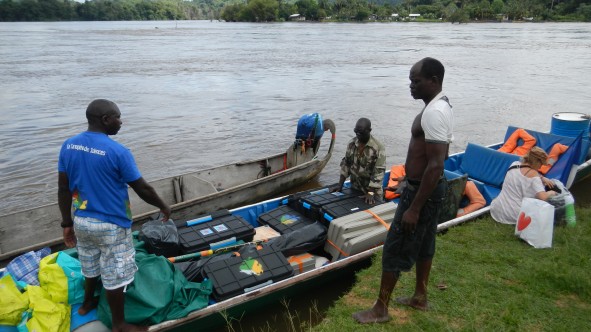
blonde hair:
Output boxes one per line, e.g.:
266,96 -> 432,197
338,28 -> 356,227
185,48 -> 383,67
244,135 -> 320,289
523,146 -> 548,166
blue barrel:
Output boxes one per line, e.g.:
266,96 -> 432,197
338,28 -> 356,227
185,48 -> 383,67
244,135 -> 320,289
550,112 -> 591,164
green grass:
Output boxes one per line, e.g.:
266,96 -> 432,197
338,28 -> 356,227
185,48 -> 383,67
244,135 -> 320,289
313,207 -> 591,332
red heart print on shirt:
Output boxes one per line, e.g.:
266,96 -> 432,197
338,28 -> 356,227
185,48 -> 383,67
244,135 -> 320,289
517,212 -> 532,231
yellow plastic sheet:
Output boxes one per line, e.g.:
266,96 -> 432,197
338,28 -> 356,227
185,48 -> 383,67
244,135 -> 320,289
0,274 -> 29,326
23,286 -> 70,332
38,253 -> 68,304
38,252 -> 84,305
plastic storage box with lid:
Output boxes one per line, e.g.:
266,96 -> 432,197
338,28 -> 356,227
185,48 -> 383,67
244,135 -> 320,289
297,187 -> 363,221
202,246 -> 294,301
177,210 -> 255,254
320,195 -> 377,224
257,205 -> 315,234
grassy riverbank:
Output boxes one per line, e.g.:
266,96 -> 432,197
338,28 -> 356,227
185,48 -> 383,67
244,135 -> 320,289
314,207 -> 591,332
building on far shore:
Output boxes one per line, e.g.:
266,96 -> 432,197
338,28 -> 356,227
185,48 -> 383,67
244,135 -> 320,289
289,14 -> 305,21
496,14 -> 509,21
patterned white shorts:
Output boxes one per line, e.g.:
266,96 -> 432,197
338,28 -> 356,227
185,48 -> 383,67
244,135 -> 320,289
74,216 -> 137,290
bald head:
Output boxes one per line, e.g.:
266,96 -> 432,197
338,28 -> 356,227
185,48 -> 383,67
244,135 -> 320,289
354,117 -> 372,143
86,99 -> 119,123
86,99 -> 122,135
356,118 -> 371,129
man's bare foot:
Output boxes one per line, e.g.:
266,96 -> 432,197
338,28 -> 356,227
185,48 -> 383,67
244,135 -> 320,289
395,296 -> 429,311
352,308 -> 390,324
112,323 -> 148,332
78,298 -> 99,315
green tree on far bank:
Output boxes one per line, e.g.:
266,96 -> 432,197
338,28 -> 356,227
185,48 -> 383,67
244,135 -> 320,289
220,0 -> 278,21
0,0 -> 590,22
295,0 -> 320,20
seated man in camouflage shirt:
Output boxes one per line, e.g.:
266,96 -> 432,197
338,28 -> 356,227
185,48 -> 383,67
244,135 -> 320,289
334,117 -> 386,204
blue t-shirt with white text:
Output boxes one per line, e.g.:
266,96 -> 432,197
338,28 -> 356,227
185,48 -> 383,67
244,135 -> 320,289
58,131 -> 141,228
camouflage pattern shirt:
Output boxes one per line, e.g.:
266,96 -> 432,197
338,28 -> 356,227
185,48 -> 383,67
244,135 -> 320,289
340,135 -> 386,197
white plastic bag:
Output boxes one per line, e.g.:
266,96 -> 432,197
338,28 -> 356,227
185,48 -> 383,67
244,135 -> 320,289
515,198 -> 555,248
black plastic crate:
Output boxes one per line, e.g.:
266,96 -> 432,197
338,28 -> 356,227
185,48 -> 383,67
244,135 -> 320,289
203,247 -> 294,301
321,196 -> 377,224
257,205 -> 315,234
177,210 -> 255,254
277,185 -> 336,211
298,187 -> 363,221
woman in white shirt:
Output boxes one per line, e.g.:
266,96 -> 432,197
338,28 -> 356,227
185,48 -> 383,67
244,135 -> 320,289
491,147 -> 557,224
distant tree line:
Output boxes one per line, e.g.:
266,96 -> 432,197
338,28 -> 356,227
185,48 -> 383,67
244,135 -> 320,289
0,0 -> 589,22
0,0 -> 229,21
220,0 -> 591,22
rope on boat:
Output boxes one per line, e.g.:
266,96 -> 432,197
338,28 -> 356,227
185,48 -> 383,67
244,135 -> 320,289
363,210 -> 390,230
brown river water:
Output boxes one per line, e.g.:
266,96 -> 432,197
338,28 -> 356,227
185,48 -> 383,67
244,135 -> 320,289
1,21 -> 590,331
1,21 -> 590,214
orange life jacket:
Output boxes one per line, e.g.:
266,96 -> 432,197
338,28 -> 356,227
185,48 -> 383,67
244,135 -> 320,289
384,164 -> 406,200
538,143 -> 568,174
497,128 -> 536,156
456,181 -> 486,217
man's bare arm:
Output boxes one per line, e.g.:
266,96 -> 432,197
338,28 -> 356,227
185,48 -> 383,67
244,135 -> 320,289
128,177 -> 171,220
58,172 -> 73,224
58,172 -> 76,247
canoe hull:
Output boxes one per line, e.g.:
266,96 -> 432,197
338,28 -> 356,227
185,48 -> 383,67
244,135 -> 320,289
140,155 -> 329,225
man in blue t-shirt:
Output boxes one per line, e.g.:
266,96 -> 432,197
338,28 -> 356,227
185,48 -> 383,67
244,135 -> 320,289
58,99 -> 171,332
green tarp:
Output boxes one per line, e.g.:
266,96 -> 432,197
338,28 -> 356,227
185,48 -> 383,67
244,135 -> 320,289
98,248 -> 211,327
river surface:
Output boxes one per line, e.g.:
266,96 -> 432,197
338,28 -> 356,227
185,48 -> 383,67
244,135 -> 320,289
1,21 -> 591,214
